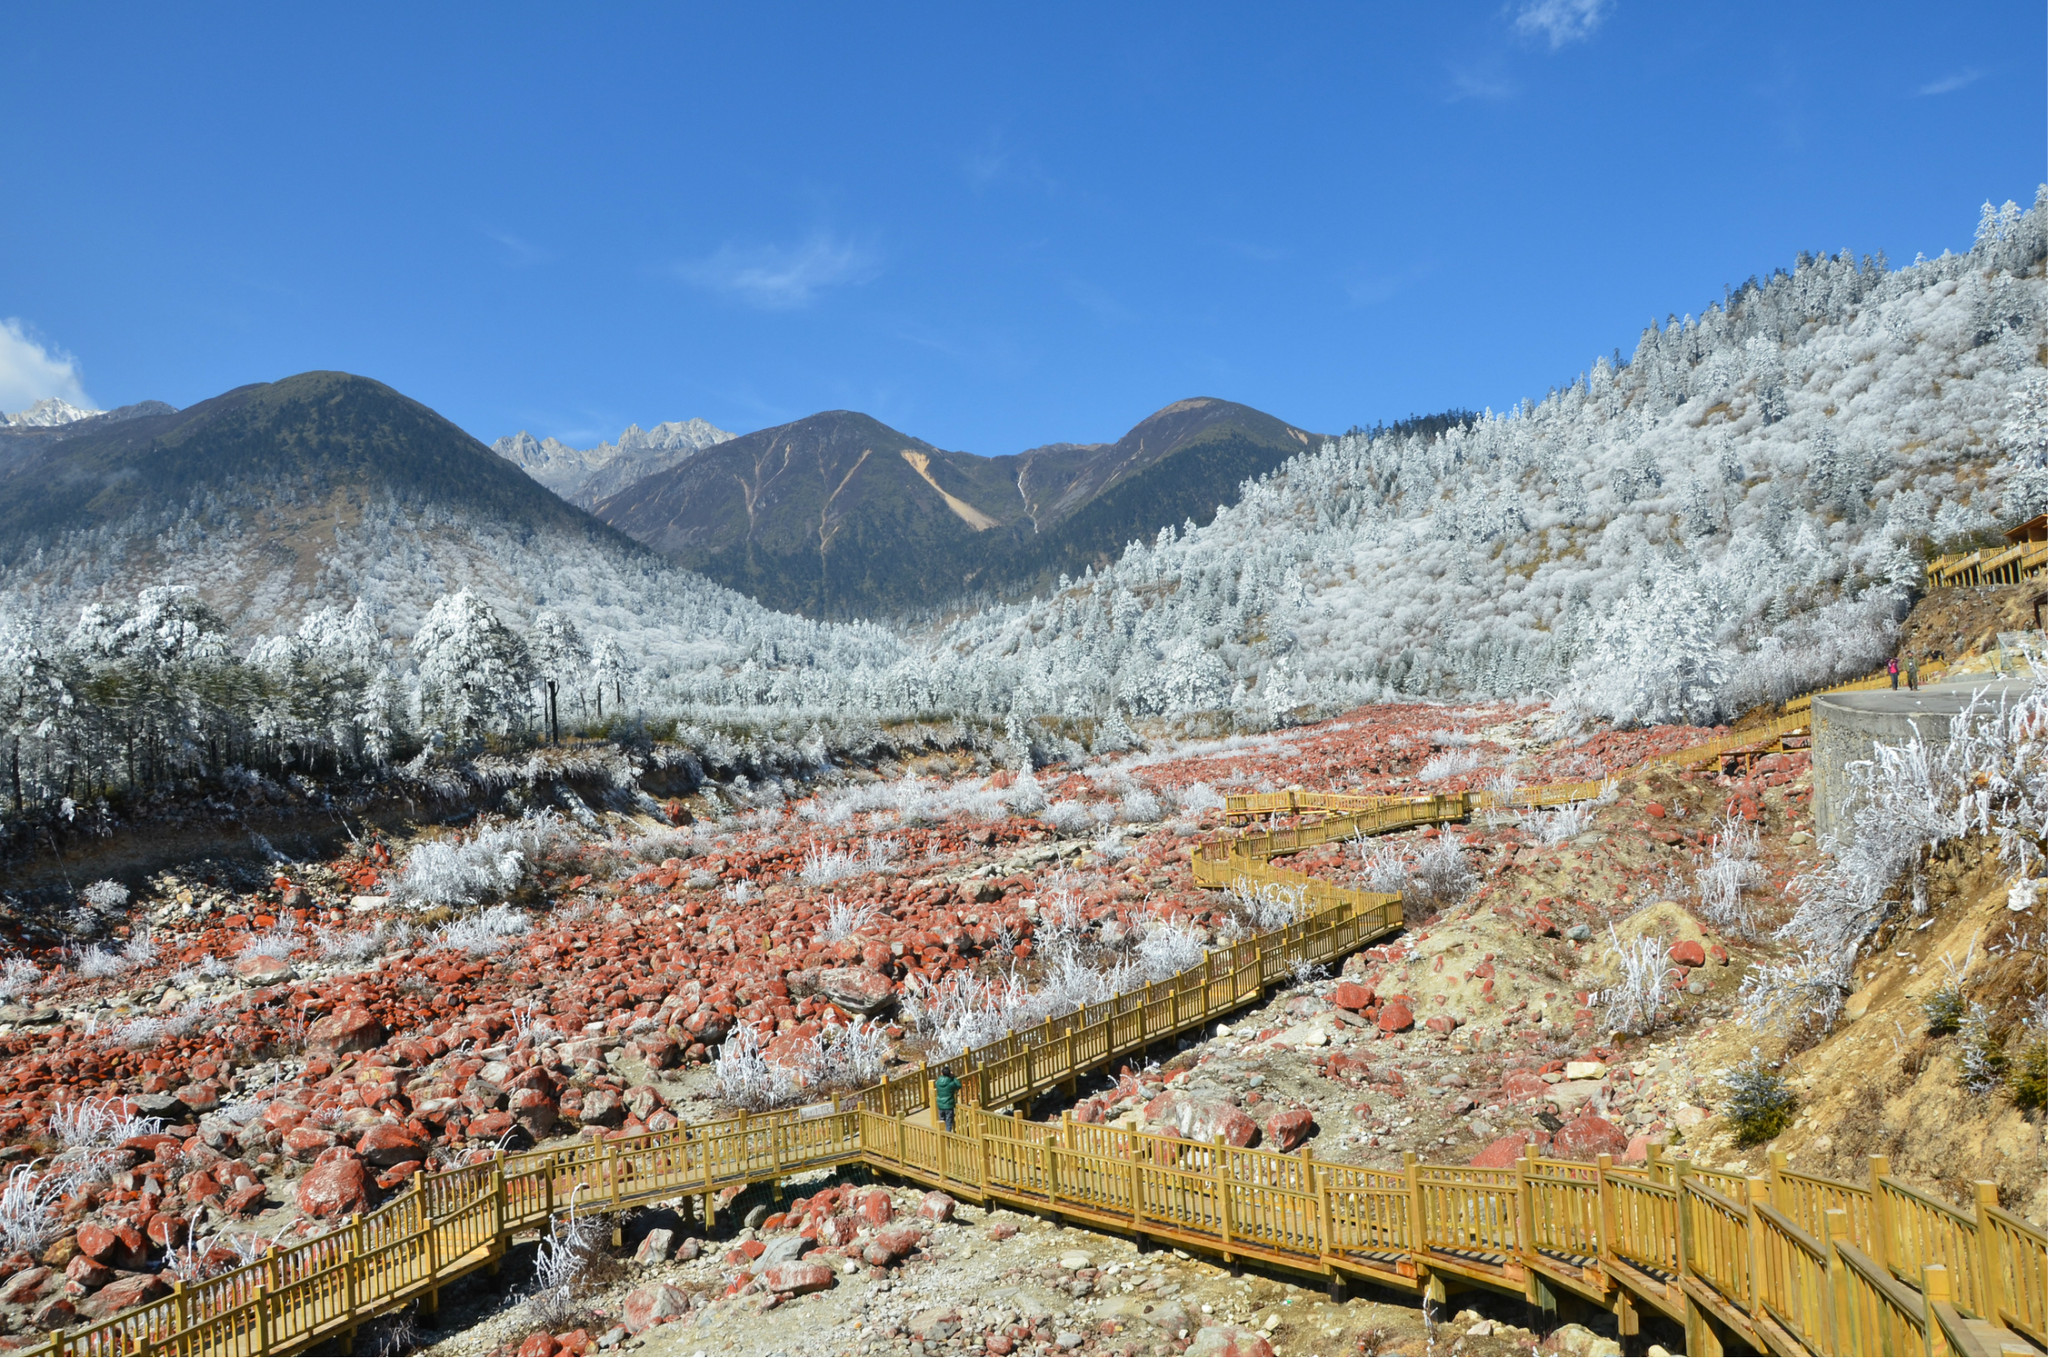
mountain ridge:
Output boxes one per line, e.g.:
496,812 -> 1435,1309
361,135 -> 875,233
492,417 -> 735,509
590,396 -> 1323,619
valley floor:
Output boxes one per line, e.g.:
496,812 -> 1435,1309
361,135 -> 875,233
0,666 -> 2040,1356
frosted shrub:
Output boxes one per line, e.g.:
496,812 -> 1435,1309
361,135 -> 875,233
862,834 -> 900,873
114,1001 -> 210,1049
392,813 -> 563,908
317,922 -> 402,964
1117,786 -> 1163,823
1044,800 -> 1094,835
1005,769 -> 1049,816
0,1163 -> 85,1252
819,898 -> 878,942
1355,836 -> 1412,895
816,1017 -> 890,1087
1532,800 -> 1597,847
1175,782 -> 1225,815
799,842 -> 861,887
902,970 -> 1033,1056
73,946 -> 131,980
239,922 -> 301,962
712,1023 -> 805,1111
1407,837 -> 1474,908
50,1096 -> 165,1150
1094,833 -> 1130,865
1737,948 -> 1846,1035
0,957 -> 39,1002
1696,814 -> 1766,936
1137,920 -> 1207,980
1223,877 -> 1306,931
81,880 -> 130,912
526,1191 -> 609,1331
431,904 -> 531,956
1418,750 -> 1482,782
122,931 -> 159,969
1602,928 -> 1666,1036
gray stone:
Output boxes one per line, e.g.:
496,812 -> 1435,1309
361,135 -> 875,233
743,1204 -> 771,1230
760,1233 -> 812,1265
633,1228 -> 675,1265
1055,1331 -> 1084,1351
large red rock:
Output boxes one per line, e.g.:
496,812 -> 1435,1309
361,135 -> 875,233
1377,1001 -> 1415,1033
509,1087 -> 558,1138
307,1005 -> 385,1055
1331,982 -> 1375,1013
76,1273 -> 168,1320
578,1090 -> 624,1127
917,1191 -> 956,1222
856,1188 -> 894,1225
1186,1324 -> 1276,1356
356,1123 -> 425,1167
296,1152 -> 372,1217
1500,1071 -> 1549,1101
1469,1134 -> 1538,1168
75,1222 -> 146,1270
760,1261 -> 836,1295
620,1283 -> 690,1334
0,1266 -> 51,1305
813,967 -> 895,1016
283,1126 -> 338,1161
234,954 -> 295,984
1263,1109 -> 1314,1153
1550,1114 -> 1629,1162
863,1224 -> 923,1266
1668,939 -> 1707,968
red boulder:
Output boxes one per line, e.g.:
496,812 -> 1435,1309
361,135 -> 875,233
1331,982 -> 1375,1013
1263,1109 -> 1314,1153
356,1123 -> 425,1167
1377,1001 -> 1415,1033
1550,1113 -> 1629,1162
621,1283 -> 690,1334
1668,939 -> 1707,968
296,1152 -> 373,1217
761,1260 -> 836,1295
307,1005 -> 386,1055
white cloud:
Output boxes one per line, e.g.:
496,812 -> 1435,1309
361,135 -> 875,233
674,234 -> 879,310
1513,0 -> 1610,49
0,319 -> 93,414
1447,63 -> 1519,101
1916,68 -> 1981,96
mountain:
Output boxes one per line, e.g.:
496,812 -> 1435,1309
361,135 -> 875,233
0,371 -> 906,693
589,397 -> 1320,619
3,397 -> 104,427
492,418 -> 735,508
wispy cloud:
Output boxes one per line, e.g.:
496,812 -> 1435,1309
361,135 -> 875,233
0,319 -> 93,413
1512,0 -> 1610,49
1448,62 -> 1519,101
485,228 -> 550,267
1916,68 -> 1981,96
674,233 -> 880,310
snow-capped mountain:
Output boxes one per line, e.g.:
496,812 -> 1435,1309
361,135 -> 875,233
3,397 -> 103,427
493,418 -> 736,509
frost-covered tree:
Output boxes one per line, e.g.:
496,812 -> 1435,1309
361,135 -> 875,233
590,637 -> 627,720
528,611 -> 588,743
412,591 -> 535,745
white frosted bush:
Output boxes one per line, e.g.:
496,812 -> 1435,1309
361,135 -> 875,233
0,1163 -> 86,1252
73,946 -> 130,980
1136,919 -> 1207,980
1223,877 -> 1306,931
1005,769 -> 1049,816
0,957 -> 42,1001
431,904 -> 531,956
1175,781 -> 1225,815
81,880 -> 130,912
1418,750 -> 1483,782
799,842 -> 861,887
392,813 -> 563,908
239,922 -> 301,961
1696,813 -> 1766,936
819,898 -> 878,942
49,1096 -> 165,1150
1532,800 -> 1597,847
1407,836 -> 1475,908
1602,929 -> 1666,1037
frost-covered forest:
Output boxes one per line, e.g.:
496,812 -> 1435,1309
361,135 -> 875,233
937,193 -> 2048,732
3,192 -> 2047,817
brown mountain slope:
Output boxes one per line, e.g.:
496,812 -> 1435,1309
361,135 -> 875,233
593,398 -> 1321,619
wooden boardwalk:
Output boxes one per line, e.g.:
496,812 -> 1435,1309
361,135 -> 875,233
30,672 -> 2048,1356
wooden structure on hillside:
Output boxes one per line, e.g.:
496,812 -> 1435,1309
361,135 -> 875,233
32,677 -> 2047,1357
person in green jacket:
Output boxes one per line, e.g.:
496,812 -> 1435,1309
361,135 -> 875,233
935,1066 -> 961,1133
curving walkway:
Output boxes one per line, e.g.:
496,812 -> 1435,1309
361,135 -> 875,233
29,677 -> 2047,1357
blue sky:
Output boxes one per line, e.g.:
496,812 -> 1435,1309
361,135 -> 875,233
2,3 -> 2041,452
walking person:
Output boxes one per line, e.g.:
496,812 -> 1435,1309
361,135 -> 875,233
1907,655 -> 1920,690
1888,656 -> 1900,690
935,1065 -> 960,1134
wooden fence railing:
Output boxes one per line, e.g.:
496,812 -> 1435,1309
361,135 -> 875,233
32,672 -> 2048,1356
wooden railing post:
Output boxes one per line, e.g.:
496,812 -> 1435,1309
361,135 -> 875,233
1922,1263 -> 1952,1355
492,1150 -> 507,1237
254,1283 -> 272,1354
1973,1181 -> 2004,1327
1516,1145 -> 1535,1272
1404,1151 -> 1426,1260
1309,1148 -> 1332,1259
1596,1153 -> 1617,1261
1868,1154 -> 1894,1275
1746,1176 -> 1770,1322
1824,1208 -> 1853,1355
1215,1138 -> 1233,1255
